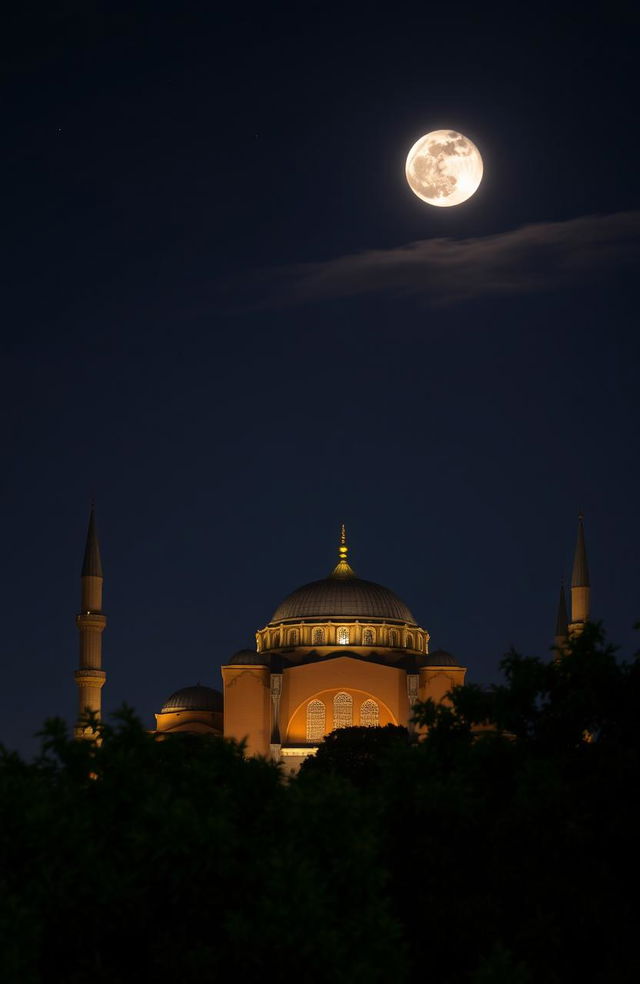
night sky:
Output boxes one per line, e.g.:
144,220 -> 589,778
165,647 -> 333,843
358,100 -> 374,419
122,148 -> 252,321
2,3 -> 638,755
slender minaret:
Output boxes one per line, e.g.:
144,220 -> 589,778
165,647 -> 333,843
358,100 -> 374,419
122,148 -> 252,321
553,582 -> 569,656
569,513 -> 590,635
74,505 -> 107,738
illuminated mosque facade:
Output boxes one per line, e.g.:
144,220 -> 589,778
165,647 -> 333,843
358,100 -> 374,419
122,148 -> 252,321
74,515 -> 589,770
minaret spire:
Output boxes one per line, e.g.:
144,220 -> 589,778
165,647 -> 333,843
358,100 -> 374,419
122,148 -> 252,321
569,512 -> 590,634
330,522 -> 355,579
74,504 -> 107,739
81,502 -> 103,577
553,582 -> 569,657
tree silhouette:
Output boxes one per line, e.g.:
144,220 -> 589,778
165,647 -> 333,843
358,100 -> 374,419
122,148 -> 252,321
1,623 -> 639,983
298,723 -> 411,787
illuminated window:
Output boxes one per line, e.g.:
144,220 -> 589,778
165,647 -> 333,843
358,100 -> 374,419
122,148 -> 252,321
363,628 -> 374,646
389,630 -> 398,647
312,627 -> 325,645
289,629 -> 299,646
307,700 -> 326,741
337,627 -> 349,645
360,699 -> 379,727
333,692 -> 353,728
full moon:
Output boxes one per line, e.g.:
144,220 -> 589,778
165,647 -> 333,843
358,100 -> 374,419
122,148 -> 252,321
405,130 -> 483,207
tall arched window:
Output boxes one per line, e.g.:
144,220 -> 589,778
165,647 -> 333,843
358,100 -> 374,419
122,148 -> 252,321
312,627 -> 325,645
360,699 -> 379,727
389,630 -> 398,647
289,629 -> 299,646
273,631 -> 280,647
337,627 -> 350,645
333,692 -> 352,729
307,700 -> 326,741
362,628 -> 374,646
406,634 -> 414,649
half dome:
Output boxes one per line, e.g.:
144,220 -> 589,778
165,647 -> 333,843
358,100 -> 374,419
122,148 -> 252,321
160,685 -> 223,713
270,576 -> 417,625
421,649 -> 459,667
228,649 -> 266,665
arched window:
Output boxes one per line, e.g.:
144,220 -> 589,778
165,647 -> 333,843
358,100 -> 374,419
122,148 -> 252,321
406,634 -> 414,649
337,627 -> 349,645
360,699 -> 379,727
273,631 -> 280,647
333,692 -> 352,729
289,629 -> 299,646
307,700 -> 325,741
389,630 -> 398,647
312,627 -> 325,645
362,628 -> 374,646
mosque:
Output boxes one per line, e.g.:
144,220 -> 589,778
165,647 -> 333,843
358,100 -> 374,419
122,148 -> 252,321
74,515 -> 588,770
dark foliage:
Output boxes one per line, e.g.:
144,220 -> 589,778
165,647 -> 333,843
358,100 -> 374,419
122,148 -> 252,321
1,623 -> 639,983
0,711 -> 401,983
298,723 -> 412,787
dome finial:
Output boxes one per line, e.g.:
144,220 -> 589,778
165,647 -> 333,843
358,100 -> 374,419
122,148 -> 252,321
331,523 -> 355,579
339,522 -> 347,557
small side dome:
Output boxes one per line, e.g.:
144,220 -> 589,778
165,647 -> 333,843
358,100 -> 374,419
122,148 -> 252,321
160,685 -> 223,713
422,649 -> 459,667
228,649 -> 266,665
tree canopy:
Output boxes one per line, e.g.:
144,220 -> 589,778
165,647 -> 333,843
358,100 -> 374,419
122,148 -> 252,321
1,623 -> 639,983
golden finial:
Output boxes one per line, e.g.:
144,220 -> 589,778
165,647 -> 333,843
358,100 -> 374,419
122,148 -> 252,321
339,523 -> 348,560
331,522 -> 354,579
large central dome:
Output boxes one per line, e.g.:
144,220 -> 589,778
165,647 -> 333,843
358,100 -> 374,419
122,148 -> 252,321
269,525 -> 417,625
271,575 -> 416,625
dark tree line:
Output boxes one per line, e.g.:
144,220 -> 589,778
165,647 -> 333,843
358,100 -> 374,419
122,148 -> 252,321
1,623 -> 639,983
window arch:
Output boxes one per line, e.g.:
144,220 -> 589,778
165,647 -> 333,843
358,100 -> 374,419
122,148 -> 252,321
307,700 -> 326,741
273,631 -> 280,647
362,628 -> 374,646
337,627 -> 350,645
312,627 -> 325,645
360,699 -> 379,727
406,633 -> 414,649
289,629 -> 299,646
389,630 -> 398,647
333,692 -> 352,729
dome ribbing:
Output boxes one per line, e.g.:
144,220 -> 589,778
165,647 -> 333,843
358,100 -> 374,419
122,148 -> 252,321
160,685 -> 223,713
270,576 -> 417,625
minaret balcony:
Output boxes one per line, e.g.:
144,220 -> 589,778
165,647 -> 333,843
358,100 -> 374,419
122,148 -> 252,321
76,612 -> 107,630
74,668 -> 106,686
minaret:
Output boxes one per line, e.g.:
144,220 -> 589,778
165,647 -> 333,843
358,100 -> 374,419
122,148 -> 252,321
331,523 -> 355,579
569,513 -> 590,635
553,582 -> 569,656
74,505 -> 107,738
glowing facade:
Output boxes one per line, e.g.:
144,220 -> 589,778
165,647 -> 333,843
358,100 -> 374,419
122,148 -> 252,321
220,525 -> 467,771
73,514 -> 590,768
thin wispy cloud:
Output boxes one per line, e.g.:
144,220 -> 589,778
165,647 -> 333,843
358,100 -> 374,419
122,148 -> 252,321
256,211 -> 640,308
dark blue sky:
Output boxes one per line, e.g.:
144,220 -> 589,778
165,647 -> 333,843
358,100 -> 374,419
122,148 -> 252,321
2,2 -> 638,755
